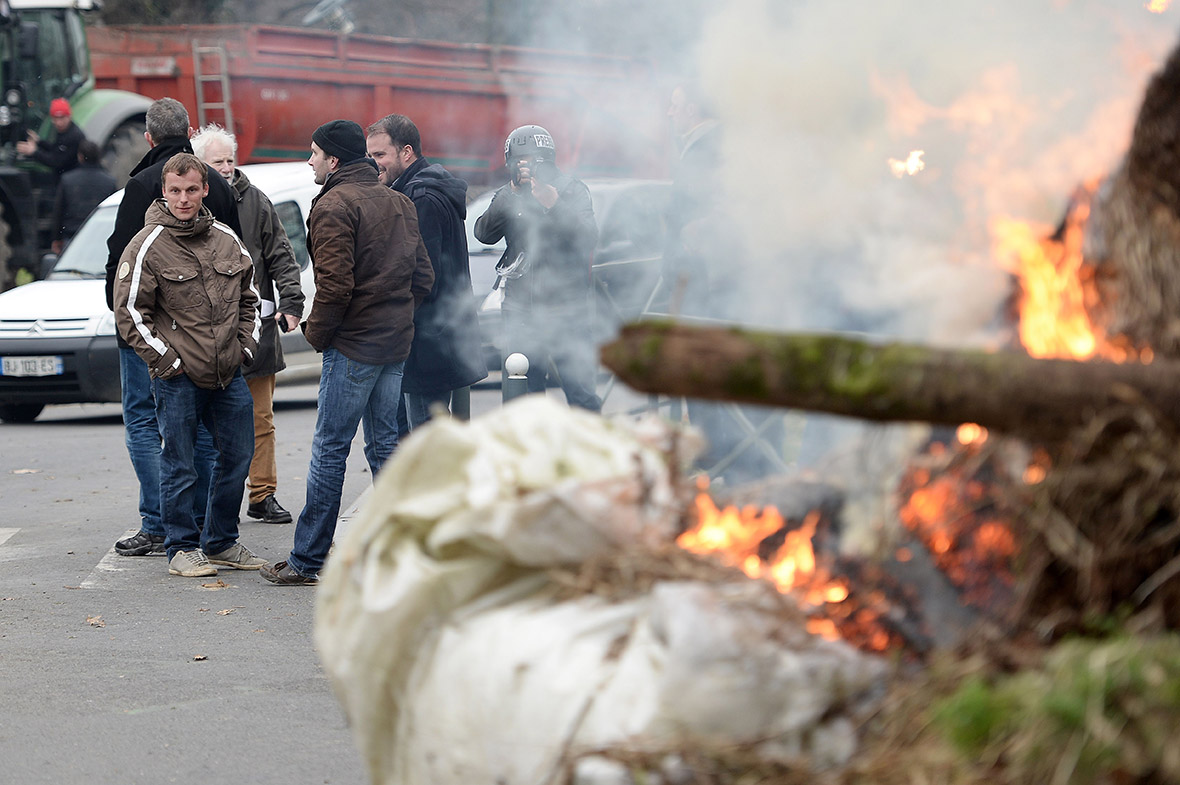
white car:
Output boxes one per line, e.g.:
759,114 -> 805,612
0,162 -> 320,423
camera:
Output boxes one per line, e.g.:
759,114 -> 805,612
511,157 -> 558,187
532,159 -> 558,185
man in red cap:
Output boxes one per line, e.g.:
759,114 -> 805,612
17,97 -> 85,177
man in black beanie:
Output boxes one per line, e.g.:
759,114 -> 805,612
262,120 -> 434,585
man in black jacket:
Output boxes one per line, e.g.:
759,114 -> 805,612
17,97 -> 85,178
474,125 -> 600,411
366,114 -> 485,428
52,140 -> 117,253
103,97 -> 244,558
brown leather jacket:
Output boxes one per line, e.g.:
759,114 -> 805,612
113,201 -> 260,389
304,159 -> 434,365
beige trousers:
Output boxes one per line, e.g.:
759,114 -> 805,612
245,374 -> 277,504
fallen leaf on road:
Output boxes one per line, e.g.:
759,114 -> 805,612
216,608 -> 235,616
87,615 -> 105,628
198,608 -> 210,612
200,580 -> 228,590
193,654 -> 207,661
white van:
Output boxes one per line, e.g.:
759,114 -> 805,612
0,162 -> 320,423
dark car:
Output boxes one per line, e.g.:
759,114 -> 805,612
466,178 -> 672,369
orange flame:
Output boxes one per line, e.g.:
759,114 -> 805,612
991,182 -> 1148,363
1147,0 -> 1170,13
955,423 -> 987,445
991,186 -> 1099,359
677,481 -> 853,643
898,437 -> 1018,610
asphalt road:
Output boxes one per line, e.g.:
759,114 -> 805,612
0,375 -> 653,784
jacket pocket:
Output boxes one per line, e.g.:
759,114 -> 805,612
211,258 -> 249,304
157,265 -> 205,311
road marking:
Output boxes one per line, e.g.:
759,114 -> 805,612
80,530 -> 139,589
0,528 -> 18,547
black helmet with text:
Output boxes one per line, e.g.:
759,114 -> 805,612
504,125 -> 559,186
504,124 -> 556,165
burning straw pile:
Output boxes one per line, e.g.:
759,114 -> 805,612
314,397 -> 888,785
1014,399 -> 1180,636
594,29 -> 1180,785
1001,33 -> 1180,638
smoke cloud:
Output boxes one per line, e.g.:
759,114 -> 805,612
697,0 -> 1177,345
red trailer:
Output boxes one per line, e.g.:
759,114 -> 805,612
88,24 -> 669,185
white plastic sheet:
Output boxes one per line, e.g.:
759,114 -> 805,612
315,397 -> 885,785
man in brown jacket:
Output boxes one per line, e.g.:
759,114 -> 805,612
114,153 -> 265,578
262,120 -> 433,585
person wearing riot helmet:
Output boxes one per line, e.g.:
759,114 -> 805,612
473,125 -> 601,411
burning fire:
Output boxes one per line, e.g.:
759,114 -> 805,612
897,165 -> 1148,615
897,434 -> 1018,610
888,149 -> 926,177
677,480 -> 906,652
991,181 -> 1149,363
1147,0 -> 1170,13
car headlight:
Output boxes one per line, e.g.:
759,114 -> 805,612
96,312 -> 118,336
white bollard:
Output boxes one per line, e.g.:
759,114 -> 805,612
502,352 -> 530,403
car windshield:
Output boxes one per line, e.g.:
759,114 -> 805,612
48,204 -> 118,279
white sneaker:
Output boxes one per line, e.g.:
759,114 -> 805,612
168,549 -> 218,577
205,542 -> 266,570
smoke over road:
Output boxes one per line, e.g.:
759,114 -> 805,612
694,0 -> 1176,344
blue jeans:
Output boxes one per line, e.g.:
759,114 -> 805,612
404,389 -> 451,429
288,347 -> 404,576
154,371 -> 254,559
119,347 -> 215,537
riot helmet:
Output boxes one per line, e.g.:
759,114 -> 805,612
504,125 -> 556,165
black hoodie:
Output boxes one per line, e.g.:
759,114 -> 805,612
392,156 -> 486,392
105,137 -> 243,312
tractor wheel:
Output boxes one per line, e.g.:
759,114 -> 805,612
103,120 -> 149,187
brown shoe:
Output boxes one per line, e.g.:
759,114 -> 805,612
260,560 -> 318,585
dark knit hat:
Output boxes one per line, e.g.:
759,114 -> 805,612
312,119 -> 367,164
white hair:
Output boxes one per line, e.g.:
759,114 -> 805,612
190,123 -> 238,160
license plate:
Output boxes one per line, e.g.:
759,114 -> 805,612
1,355 -> 64,377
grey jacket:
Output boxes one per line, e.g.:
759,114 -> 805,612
230,168 -> 305,379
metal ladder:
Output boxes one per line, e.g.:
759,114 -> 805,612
192,42 -> 234,131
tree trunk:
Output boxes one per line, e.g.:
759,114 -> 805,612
600,320 -> 1180,436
